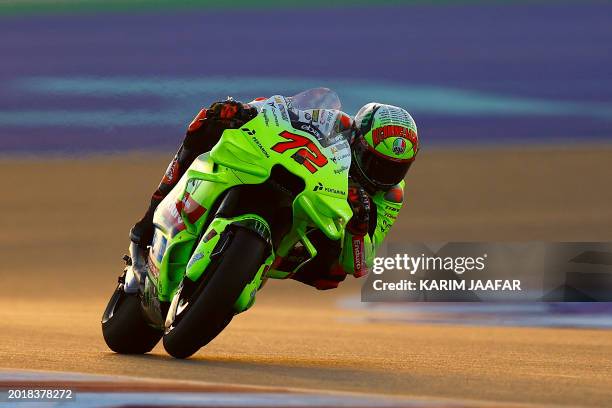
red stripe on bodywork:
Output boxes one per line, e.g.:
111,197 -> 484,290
183,193 -> 207,224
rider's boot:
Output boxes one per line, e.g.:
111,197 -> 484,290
123,242 -> 149,294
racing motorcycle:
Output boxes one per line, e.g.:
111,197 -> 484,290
102,88 -> 353,358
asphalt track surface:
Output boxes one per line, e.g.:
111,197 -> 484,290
2,148 -> 612,407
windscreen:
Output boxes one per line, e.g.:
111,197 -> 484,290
287,88 -> 341,111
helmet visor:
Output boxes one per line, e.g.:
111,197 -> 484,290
353,137 -> 413,189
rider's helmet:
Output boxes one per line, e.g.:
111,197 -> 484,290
350,103 -> 419,193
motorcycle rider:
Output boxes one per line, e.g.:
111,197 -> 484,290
129,95 -> 419,290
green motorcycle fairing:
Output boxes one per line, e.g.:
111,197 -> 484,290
147,94 -> 353,311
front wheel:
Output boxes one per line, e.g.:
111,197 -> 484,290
101,283 -> 163,354
163,227 -> 269,359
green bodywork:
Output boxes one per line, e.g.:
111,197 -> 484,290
147,95 -> 352,313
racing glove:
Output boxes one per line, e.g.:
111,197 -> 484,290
343,184 -> 372,278
206,99 -> 258,128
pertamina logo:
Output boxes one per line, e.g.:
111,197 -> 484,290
313,182 -> 344,196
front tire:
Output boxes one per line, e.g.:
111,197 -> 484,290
102,285 -> 163,354
163,227 -> 269,359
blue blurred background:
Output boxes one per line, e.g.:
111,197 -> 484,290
1,0 -> 611,153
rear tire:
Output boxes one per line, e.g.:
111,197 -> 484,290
102,285 -> 163,354
163,227 -> 268,359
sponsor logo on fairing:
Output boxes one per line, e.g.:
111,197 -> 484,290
241,127 -> 256,136
333,165 -> 349,174
291,121 -> 323,141
266,102 -> 280,126
312,182 -> 344,196
251,136 -> 270,158
278,104 -> 289,121
312,109 -> 320,122
187,253 -> 204,269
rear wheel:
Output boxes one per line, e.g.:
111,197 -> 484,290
101,283 -> 163,354
163,227 -> 269,359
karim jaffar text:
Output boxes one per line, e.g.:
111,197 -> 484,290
373,279 -> 522,291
